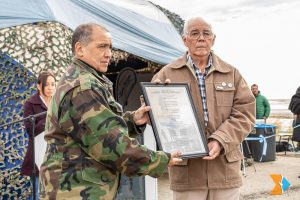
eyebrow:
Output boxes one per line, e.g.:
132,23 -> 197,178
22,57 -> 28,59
190,28 -> 211,32
97,42 -> 112,46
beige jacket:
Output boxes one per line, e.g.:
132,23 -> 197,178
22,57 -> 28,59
152,52 -> 255,190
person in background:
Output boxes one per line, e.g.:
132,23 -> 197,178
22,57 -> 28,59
152,16 -> 255,200
288,86 -> 300,151
39,23 -> 181,199
21,71 -> 56,200
251,84 -> 271,121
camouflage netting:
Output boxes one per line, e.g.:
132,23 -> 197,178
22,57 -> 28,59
0,22 -> 155,78
0,21 -> 77,199
0,22 -> 73,80
0,21 -> 163,199
0,53 -> 34,199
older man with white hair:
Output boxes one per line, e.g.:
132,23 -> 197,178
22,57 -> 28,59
152,16 -> 256,200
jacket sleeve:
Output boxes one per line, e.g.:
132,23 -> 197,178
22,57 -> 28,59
263,96 -> 271,117
23,100 -> 45,137
58,88 -> 169,178
209,70 -> 256,154
289,87 -> 300,114
122,111 -> 146,138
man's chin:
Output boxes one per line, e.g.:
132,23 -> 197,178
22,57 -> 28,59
98,65 -> 108,73
193,51 -> 209,57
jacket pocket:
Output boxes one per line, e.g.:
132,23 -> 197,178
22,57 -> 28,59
82,167 -> 116,186
81,157 -> 117,186
225,149 -> 243,181
169,160 -> 188,184
214,83 -> 235,107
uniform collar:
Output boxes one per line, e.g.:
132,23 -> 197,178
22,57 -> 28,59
72,57 -> 113,86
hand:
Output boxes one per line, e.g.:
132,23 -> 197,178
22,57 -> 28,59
153,78 -> 171,84
203,140 -> 222,160
168,151 -> 183,167
133,105 -> 151,125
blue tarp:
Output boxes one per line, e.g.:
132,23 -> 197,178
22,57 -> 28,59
0,0 -> 186,64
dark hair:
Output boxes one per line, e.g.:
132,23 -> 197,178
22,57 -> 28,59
37,71 -> 56,96
251,84 -> 258,87
71,23 -> 109,55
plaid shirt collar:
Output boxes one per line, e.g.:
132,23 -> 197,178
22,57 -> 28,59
187,53 -> 212,75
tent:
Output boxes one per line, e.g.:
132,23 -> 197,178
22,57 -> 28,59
0,0 -> 185,64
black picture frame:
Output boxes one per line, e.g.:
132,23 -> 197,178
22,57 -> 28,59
140,82 -> 209,159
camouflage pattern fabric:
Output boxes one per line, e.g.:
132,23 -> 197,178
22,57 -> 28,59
39,58 -> 170,200
0,53 -> 36,199
0,22 -> 73,80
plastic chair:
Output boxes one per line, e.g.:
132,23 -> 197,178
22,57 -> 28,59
278,133 -> 296,155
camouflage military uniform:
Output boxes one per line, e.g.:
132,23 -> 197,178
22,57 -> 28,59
39,58 -> 170,200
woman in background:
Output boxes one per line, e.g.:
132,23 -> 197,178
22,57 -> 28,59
21,71 -> 56,199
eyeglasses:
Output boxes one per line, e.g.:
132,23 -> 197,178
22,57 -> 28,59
188,31 -> 213,40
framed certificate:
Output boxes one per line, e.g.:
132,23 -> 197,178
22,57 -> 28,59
140,83 -> 209,159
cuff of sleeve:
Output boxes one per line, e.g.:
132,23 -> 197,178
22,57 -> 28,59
208,130 -> 230,155
125,111 -> 146,137
129,111 -> 145,134
148,151 -> 170,178
165,152 -> 171,160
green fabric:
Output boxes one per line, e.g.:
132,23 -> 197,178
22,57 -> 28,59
255,92 -> 270,119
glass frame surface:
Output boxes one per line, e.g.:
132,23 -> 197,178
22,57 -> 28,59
140,83 -> 209,159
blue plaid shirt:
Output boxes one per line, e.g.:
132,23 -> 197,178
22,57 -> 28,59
187,54 -> 212,126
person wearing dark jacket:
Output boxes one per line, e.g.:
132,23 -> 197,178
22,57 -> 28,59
251,84 -> 271,120
21,71 -> 56,200
289,86 -> 300,148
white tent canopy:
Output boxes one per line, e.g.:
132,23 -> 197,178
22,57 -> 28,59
0,0 -> 186,64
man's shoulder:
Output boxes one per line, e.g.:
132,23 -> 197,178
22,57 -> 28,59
262,95 -> 269,101
163,54 -> 187,70
211,52 -> 237,73
257,93 -> 268,101
61,64 -> 101,92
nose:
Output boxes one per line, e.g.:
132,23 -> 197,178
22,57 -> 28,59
197,33 -> 205,40
104,48 -> 112,58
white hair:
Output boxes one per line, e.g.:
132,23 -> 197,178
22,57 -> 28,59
182,16 -> 214,36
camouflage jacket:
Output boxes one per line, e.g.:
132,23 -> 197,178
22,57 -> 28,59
39,58 -> 170,200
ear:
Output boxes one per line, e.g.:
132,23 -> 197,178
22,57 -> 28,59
182,35 -> 188,47
75,42 -> 84,57
212,34 -> 216,46
37,83 -> 42,93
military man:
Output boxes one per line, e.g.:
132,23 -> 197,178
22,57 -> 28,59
39,23 -> 181,199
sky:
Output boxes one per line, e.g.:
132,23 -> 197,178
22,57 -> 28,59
151,0 -> 300,99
